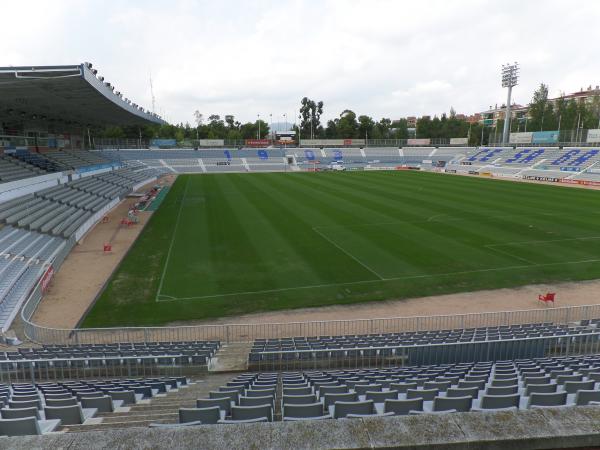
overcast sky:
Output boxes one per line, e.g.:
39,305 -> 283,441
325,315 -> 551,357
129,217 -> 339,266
3,0 -> 600,125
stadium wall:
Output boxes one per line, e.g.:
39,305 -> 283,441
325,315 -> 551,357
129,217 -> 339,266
6,406 -> 600,449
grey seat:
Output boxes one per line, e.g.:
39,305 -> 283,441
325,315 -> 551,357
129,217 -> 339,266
210,390 -> 238,404
245,389 -> 275,398
8,400 -> 41,410
318,385 -> 348,397
446,387 -> 479,398
218,417 -> 268,424
528,392 -> 567,408
365,390 -> 399,403
390,382 -> 417,393
0,417 -> 61,436
11,394 -> 40,403
197,398 -> 232,416
179,406 -> 221,424
575,389 -> 600,405
433,396 -> 472,412
525,384 -> 557,395
44,405 -> 97,425
44,393 -> 73,400
563,381 -> 595,394
323,392 -> 358,409
424,381 -> 451,392
1,407 -> 40,420
108,390 -> 136,405
283,387 -> 312,396
475,394 -> 520,410
283,402 -> 326,419
491,378 -> 519,387
457,380 -> 486,390
45,397 -> 78,407
333,400 -> 375,419
354,384 -> 382,395
485,385 -> 519,396
384,398 -> 424,416
282,394 -> 317,405
239,395 -> 274,408
81,396 -> 115,413
231,404 -> 273,422
407,389 -> 438,401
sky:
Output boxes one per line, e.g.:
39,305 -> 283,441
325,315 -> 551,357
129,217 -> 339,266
2,0 -> 600,126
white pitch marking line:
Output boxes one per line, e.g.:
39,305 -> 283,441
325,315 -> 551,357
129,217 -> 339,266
156,257 -> 600,302
484,244 -> 537,265
311,226 -> 385,280
155,177 -> 191,302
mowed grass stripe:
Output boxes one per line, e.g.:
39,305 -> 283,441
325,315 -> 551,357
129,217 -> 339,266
82,172 -> 600,327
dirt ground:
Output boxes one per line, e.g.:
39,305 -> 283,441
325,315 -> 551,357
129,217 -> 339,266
29,171 -> 600,330
31,175 -> 177,329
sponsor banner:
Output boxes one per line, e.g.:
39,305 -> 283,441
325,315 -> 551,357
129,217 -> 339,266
150,139 -> 176,147
450,137 -> 469,145
199,139 -> 224,147
532,130 -> 559,144
509,132 -> 533,144
560,178 -> 600,186
524,175 -> 560,182
587,129 -> 600,143
245,139 -> 271,147
41,266 -> 54,293
276,140 -> 295,145
301,139 -> 365,146
407,138 -> 431,145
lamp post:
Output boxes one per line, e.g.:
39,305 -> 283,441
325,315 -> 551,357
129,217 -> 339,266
257,114 -> 261,139
501,62 -> 519,145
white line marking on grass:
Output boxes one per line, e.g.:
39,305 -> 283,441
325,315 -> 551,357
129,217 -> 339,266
487,235 -> 600,247
155,177 -> 190,302
311,226 -> 385,280
483,244 -> 537,265
156,257 -> 600,302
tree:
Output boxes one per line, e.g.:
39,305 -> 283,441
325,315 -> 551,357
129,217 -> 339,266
337,110 -> 358,138
299,97 -> 324,139
357,115 -> 375,139
527,83 -> 549,131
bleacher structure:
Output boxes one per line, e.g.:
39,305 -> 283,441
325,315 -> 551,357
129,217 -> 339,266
0,150 -> 162,335
98,147 -> 466,173
447,146 -> 600,182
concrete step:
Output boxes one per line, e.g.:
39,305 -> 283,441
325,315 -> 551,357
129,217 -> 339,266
63,373 -> 236,432
209,343 -> 252,372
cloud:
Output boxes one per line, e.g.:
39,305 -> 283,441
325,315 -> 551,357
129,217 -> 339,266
2,0 -> 600,124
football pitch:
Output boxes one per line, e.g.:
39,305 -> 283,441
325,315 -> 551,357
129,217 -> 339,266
82,171 -> 600,327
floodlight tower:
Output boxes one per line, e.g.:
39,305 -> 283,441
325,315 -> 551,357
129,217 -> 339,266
501,62 -> 519,145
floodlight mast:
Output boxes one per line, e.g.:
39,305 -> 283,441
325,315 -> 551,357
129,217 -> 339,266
501,62 -> 519,145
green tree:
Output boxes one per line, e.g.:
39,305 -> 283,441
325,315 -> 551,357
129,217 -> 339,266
357,115 -> 375,139
299,97 -> 324,139
337,110 -> 358,138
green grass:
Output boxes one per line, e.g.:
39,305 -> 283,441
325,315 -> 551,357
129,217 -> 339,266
82,171 -> 600,327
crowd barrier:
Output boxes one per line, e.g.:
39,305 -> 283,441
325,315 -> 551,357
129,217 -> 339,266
20,295 -> 600,345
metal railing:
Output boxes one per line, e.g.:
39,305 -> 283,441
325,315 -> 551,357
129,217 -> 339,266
251,330 -> 600,371
0,354 -> 208,383
19,289 -> 600,345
